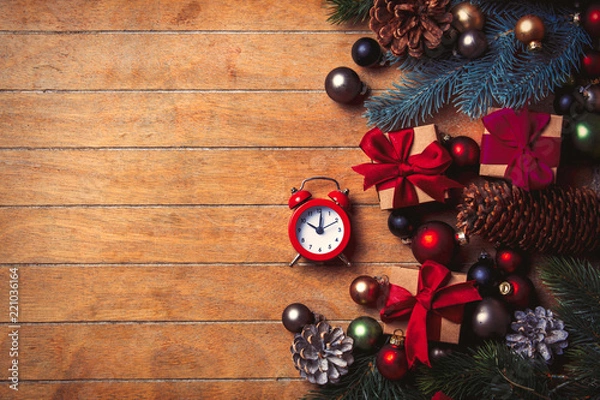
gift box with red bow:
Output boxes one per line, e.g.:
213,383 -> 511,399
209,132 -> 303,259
352,125 -> 462,210
479,108 -> 563,191
380,261 -> 481,368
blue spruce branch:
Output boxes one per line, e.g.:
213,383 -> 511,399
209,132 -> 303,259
365,1 -> 591,131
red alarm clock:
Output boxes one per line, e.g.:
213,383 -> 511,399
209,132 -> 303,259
288,177 -> 352,267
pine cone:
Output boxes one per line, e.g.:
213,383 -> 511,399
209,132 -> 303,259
369,0 -> 453,58
456,180 -> 600,254
290,320 -> 354,385
506,306 -> 569,363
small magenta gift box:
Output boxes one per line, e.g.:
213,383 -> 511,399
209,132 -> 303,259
479,108 -> 562,191
379,261 -> 481,368
352,125 -> 462,209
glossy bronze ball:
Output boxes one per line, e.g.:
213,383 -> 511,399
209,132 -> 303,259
451,2 -> 485,32
457,29 -> 488,59
471,297 -> 511,339
324,67 -> 366,104
282,303 -> 314,333
349,275 -> 381,307
515,15 -> 545,52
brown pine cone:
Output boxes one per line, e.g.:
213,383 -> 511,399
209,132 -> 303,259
369,0 -> 453,58
457,180 -> 600,255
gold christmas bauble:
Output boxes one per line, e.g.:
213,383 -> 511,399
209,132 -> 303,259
515,14 -> 545,51
451,2 -> 485,32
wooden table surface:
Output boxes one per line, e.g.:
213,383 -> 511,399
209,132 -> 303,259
0,1 -> 574,399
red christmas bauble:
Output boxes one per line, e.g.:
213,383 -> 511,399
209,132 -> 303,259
499,275 -> 533,308
349,275 -> 381,307
583,4 -> 600,38
495,247 -> 524,274
376,343 -> 409,381
411,221 -> 457,266
449,136 -> 480,167
582,50 -> 600,78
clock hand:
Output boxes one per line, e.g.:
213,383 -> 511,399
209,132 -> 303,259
323,220 -> 339,230
306,222 -> 319,231
318,211 -> 324,230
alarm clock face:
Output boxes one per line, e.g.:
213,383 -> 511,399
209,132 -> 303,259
288,198 -> 351,262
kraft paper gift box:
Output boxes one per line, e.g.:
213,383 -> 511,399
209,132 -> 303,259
352,125 -> 461,210
479,108 -> 562,190
382,267 -> 470,344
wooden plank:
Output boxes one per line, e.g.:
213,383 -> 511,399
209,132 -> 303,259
2,264 -> 402,322
0,149 -> 377,205
0,322 -> 308,379
0,0 -> 344,32
0,206 -> 422,264
0,92 -> 481,149
0,92 -> 369,148
0,34 -> 398,90
0,380 -> 313,400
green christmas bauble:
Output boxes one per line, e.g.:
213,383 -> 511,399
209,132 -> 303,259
572,113 -> 600,159
347,316 -> 383,353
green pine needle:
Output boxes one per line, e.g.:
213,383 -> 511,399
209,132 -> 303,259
325,0 -> 373,25
539,256 -> 600,397
301,351 -> 424,400
416,341 -> 556,399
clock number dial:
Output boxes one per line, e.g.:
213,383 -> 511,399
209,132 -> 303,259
295,206 -> 345,254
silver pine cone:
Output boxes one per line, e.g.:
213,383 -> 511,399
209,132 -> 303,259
506,306 -> 569,363
290,320 -> 354,385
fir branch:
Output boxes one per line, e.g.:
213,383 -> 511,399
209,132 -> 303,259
301,351 -> 424,400
364,1 -> 590,130
416,341 -> 557,400
325,0 -> 373,25
539,256 -> 600,398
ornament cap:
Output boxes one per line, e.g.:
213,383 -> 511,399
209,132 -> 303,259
499,281 -> 513,295
455,231 -> 469,246
527,40 -> 542,52
389,329 -> 405,346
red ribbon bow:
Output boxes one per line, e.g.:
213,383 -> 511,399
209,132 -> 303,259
380,261 -> 481,368
352,127 -> 462,208
481,108 -> 561,191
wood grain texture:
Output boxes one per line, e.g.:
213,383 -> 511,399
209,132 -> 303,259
0,323 -> 299,379
0,149 -> 374,205
0,0 -> 339,31
0,34 -> 398,91
0,0 -> 493,398
2,264 -> 406,322
0,380 -> 313,400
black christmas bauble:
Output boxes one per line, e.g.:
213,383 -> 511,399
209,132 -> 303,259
349,275 -> 381,307
411,221 -> 457,266
553,92 -> 577,115
352,37 -> 383,67
583,3 -> 600,38
387,210 -> 415,239
324,67 -> 366,104
457,29 -> 488,59
376,343 -> 408,380
471,297 -> 511,339
499,275 -> 533,308
347,316 -> 383,353
467,257 -> 500,296
580,84 -> 600,113
448,136 -> 480,167
282,303 -> 314,333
